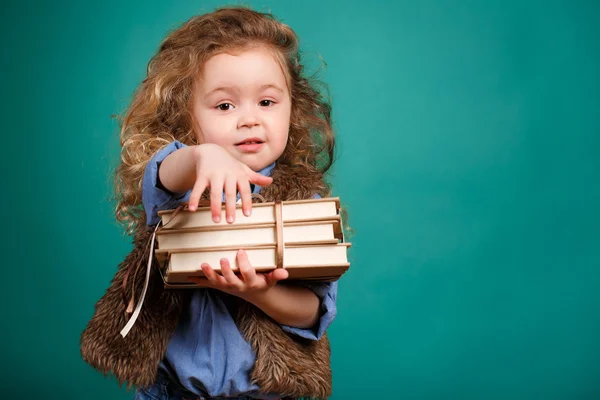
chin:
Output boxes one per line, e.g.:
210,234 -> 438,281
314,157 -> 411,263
237,156 -> 259,170
237,154 -> 271,171
248,161 -> 270,172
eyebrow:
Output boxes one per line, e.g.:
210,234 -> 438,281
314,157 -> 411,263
204,84 -> 284,98
258,84 -> 284,94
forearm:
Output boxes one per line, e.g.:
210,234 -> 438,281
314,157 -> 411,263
242,284 -> 321,328
158,145 -> 199,193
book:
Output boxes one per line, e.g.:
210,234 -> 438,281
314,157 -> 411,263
156,219 -> 341,250
154,197 -> 351,287
158,197 -> 341,229
157,243 -> 351,284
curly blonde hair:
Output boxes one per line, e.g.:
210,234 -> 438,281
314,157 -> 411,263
114,6 -> 335,235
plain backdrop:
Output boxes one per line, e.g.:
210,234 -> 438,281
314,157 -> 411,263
1,0 -> 599,399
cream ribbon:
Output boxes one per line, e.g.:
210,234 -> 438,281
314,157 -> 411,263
119,222 -> 160,338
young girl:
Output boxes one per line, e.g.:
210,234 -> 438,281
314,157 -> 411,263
113,6 -> 339,400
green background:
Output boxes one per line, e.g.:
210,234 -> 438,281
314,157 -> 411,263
2,0 -> 599,399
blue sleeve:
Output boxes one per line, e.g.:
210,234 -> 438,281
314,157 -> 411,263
279,192 -> 339,340
142,140 -> 190,226
280,280 -> 338,340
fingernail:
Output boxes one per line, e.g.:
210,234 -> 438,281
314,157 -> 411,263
214,216 -> 220,223
238,249 -> 245,255
227,215 -> 233,223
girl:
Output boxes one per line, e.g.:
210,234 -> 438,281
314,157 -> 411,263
112,6 -> 339,400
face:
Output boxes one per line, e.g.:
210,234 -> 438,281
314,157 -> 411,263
192,46 -> 291,171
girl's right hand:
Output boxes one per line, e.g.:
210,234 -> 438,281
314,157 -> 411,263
187,143 -> 273,223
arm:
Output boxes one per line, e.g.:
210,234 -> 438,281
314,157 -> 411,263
241,283 -> 321,328
193,250 -> 338,340
277,281 -> 338,340
142,141 -> 190,225
156,145 -> 199,194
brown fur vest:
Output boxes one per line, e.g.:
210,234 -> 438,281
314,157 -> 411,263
80,162 -> 333,399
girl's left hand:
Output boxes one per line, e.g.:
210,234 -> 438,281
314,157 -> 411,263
188,249 -> 289,298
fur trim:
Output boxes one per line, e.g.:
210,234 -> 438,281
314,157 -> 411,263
80,223 -> 187,389
237,302 -> 332,399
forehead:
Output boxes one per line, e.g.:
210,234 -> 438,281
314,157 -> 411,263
197,46 -> 290,92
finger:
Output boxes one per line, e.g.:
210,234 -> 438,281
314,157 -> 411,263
220,258 -> 243,289
243,165 -> 273,187
201,263 -> 227,286
210,177 -> 224,223
224,176 -> 237,224
188,175 -> 209,212
237,178 -> 253,217
237,249 -> 257,283
250,173 -> 273,186
264,268 -> 289,287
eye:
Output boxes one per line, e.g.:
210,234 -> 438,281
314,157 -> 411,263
259,100 -> 275,107
217,103 -> 233,111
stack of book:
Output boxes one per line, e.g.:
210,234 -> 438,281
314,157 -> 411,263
154,197 -> 351,288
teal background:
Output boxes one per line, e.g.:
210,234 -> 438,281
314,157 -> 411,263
2,0 -> 599,399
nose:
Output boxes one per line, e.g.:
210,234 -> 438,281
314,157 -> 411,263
237,105 -> 260,129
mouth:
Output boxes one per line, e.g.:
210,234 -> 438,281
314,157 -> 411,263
235,137 -> 264,146
235,137 -> 265,153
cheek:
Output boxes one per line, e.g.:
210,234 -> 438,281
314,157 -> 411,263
274,123 -> 290,150
195,111 -> 232,145
274,103 -> 291,133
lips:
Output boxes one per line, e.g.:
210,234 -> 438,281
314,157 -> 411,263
235,137 -> 264,146
235,137 -> 265,153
